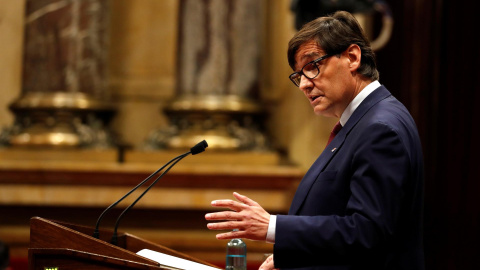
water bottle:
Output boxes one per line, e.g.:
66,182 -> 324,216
225,233 -> 247,270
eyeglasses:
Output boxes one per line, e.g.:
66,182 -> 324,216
289,54 -> 333,87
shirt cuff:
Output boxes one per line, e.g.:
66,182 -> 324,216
266,214 -> 276,244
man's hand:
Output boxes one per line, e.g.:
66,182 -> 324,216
205,192 -> 270,241
259,254 -> 277,270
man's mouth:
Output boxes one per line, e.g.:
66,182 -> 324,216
310,95 -> 320,102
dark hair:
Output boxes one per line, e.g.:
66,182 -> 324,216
287,10 -> 379,81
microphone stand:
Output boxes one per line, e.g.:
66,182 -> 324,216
92,153 -> 188,239
110,152 -> 190,245
92,140 -> 207,241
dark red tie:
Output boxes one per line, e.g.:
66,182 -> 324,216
326,121 -> 342,146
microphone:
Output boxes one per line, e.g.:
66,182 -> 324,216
92,140 -> 208,241
190,139 -> 208,155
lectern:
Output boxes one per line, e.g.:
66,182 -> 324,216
29,217 -> 219,270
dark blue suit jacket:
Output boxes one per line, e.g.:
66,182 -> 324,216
274,86 -> 424,270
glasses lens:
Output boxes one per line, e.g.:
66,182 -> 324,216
290,73 -> 301,86
303,62 -> 319,79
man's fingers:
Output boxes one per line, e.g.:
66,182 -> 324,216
210,193 -> 261,211
214,230 -> 243,240
233,192 -> 260,207
205,211 -> 240,221
206,192 -> 270,241
211,199 -> 246,211
207,220 -> 241,231
259,254 -> 275,270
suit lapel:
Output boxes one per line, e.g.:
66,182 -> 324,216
288,86 -> 392,214
288,138 -> 344,214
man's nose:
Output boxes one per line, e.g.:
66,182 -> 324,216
299,75 -> 313,91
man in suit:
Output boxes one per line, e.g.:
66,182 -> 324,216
205,11 -> 424,270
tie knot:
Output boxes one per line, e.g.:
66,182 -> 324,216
326,122 -> 342,147
332,122 -> 342,135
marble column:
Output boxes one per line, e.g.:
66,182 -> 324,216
5,0 -> 115,148
145,0 -> 268,151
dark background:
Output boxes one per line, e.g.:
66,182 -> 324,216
377,0 -> 480,269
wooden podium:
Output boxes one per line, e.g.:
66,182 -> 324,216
29,217 -> 220,270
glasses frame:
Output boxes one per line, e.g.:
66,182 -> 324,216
289,54 -> 333,87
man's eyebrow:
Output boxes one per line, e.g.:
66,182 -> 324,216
300,52 -> 321,61
295,52 -> 321,70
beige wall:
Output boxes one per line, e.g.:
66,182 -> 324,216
0,0 -> 334,170
0,0 -> 24,129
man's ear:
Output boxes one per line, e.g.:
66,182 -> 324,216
344,44 -> 362,72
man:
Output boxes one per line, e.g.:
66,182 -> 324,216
205,11 -> 424,270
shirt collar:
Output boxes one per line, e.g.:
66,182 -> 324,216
339,80 -> 381,126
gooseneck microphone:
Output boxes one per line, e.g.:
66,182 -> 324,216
92,140 -> 208,241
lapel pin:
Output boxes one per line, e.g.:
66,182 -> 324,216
331,147 -> 337,152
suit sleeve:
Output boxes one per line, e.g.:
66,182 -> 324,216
274,122 -> 412,268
